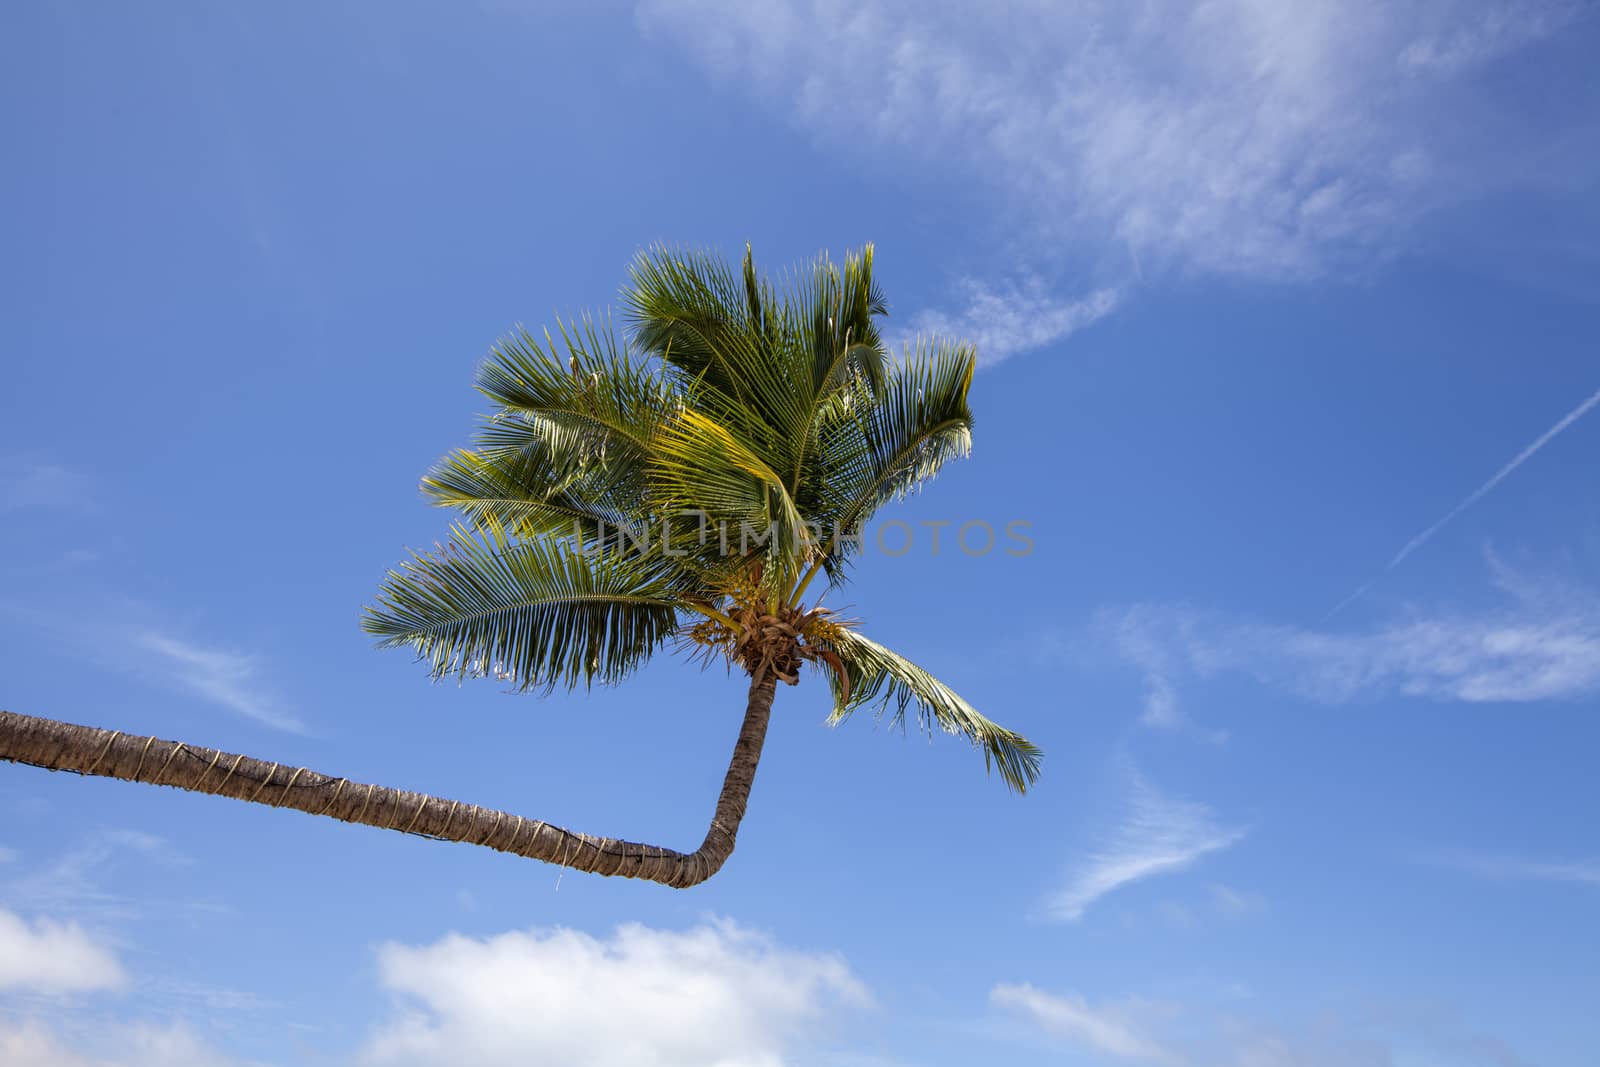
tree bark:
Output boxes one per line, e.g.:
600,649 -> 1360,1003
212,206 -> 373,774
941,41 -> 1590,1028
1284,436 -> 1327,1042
0,673 -> 778,889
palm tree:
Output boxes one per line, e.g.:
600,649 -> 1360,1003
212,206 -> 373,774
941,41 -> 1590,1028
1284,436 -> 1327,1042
0,244 -> 1039,888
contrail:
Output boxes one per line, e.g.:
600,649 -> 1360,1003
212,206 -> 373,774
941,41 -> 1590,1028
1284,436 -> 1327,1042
1387,384 -> 1600,568
1325,580 -> 1374,620
1329,384 -> 1600,617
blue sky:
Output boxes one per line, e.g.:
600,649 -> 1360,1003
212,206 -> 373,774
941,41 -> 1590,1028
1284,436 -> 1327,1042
2,2 -> 1599,1064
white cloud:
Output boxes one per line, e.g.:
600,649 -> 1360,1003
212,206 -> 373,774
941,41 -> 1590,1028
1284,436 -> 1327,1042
1399,1 -> 1579,73
997,986 -> 1532,1067
991,984 -> 1176,1063
0,908 -> 126,994
1215,1008 -> 1537,1067
1428,850 -> 1600,888
362,918 -> 869,1067
1100,609 -> 1188,730
636,0 -> 1582,281
0,1022 -> 89,1067
0,840 -> 256,1066
1048,774 -> 1245,922
0,601 -> 305,733
1103,576 -> 1600,711
100,1023 -> 249,1067
0,1020 -> 248,1067
900,281 -> 1119,365
132,631 -> 306,733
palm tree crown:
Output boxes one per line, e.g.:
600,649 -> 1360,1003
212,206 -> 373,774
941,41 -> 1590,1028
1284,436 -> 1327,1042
364,243 -> 1040,792
0,244 -> 1040,891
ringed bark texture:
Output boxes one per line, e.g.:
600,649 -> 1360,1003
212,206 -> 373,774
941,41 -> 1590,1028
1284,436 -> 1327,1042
0,673 -> 777,889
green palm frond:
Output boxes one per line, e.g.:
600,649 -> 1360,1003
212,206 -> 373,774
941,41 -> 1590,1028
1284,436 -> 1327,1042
423,446 -> 630,544
474,317 -> 678,487
815,628 -> 1041,793
624,245 -> 765,407
423,317 -> 685,549
810,338 -> 975,573
649,407 -> 809,590
363,523 -> 688,692
478,319 -> 676,446
627,245 -> 891,498
798,243 -> 887,398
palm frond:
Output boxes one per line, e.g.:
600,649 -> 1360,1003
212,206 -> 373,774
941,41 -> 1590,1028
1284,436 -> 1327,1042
363,524 -> 687,692
626,245 -> 892,494
422,317 -> 688,548
811,338 -> 975,572
624,245 -> 763,406
815,628 -> 1041,793
475,317 -> 678,483
423,446 -> 628,542
805,243 -> 886,397
648,408 -> 811,590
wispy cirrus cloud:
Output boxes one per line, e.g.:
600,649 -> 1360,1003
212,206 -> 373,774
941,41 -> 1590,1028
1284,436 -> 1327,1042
997,983 -> 1533,1067
1099,610 -> 1190,733
1,600 -> 306,734
900,282 -> 1119,367
992,984 -> 1176,1064
1400,1 -> 1581,74
638,0 -> 1589,288
1,830 -> 187,925
1427,850 -> 1600,888
1048,773 -> 1246,922
130,631 -> 306,734
635,1 -> 1593,366
1101,565 -> 1600,718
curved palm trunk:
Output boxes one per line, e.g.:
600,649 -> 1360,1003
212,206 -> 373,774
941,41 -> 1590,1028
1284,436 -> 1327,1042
0,673 -> 777,889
